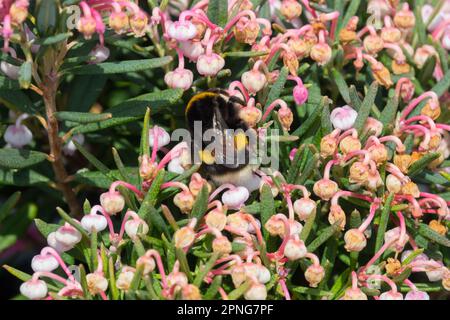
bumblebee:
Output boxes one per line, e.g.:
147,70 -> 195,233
185,89 -> 261,191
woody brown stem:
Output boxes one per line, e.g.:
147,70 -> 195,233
43,77 -> 81,216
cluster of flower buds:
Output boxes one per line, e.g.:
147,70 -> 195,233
77,0 -> 149,44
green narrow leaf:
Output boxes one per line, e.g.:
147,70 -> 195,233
34,218 -> 60,237
260,184 -> 275,240
292,97 -> 325,138
349,85 -> 362,111
55,111 -> 112,123
108,257 -> 119,300
228,280 -> 252,300
307,220 -> 342,252
73,141 -> 110,175
207,0 -> 228,27
295,153 -> 320,185
380,94 -> 399,135
191,185 -> 209,221
35,0 -> 58,36
300,203 -> 317,242
36,33 -> 71,45
337,0 -> 361,33
204,275 -> 222,300
374,193 -> 394,257
332,69 -> 351,104
224,51 -> 269,58
138,170 -> 165,219
193,253 -> 220,287
0,191 -> 21,223
418,224 -> 450,247
265,67 -> 289,110
407,152 -> 441,177
73,89 -> 183,134
0,149 -> 48,169
354,82 -> 379,135
140,108 -> 151,157
176,248 -> 193,282
67,57 -> 173,75
321,98 -> 333,135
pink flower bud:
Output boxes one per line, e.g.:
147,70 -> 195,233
100,191 -> 125,215
136,255 -> 156,275
81,212 -> 108,233
239,106 -> 262,127
4,123 -> 33,148
313,179 -> 339,201
386,174 -> 402,194
116,268 -> 135,291
363,35 -> 384,55
149,126 -> 171,149
330,105 -> 358,130
196,53 -> 225,76
244,282 -> 267,300
205,209 -> 227,231
167,271 -> 188,288
293,84 -> 308,105
86,273 -> 108,294
167,21 -> 197,41
31,250 -> 59,272
55,224 -> 82,247
284,238 -> 307,260
257,265 -> 271,284
164,68 -> 194,90
414,45 -> 437,69
363,117 -> 383,137
182,284 -> 202,300
328,204 -> 346,230
47,232 -> 73,253
405,290 -> 430,300
130,11 -> 148,37
222,186 -> 250,209
305,264 -> 325,287
241,69 -> 267,95
227,213 -> 250,233
278,106 -> 294,131
379,291 -> 403,300
342,288 -> 368,300
20,279 -> 48,300
174,190 -> 195,214
77,16 -> 97,39
168,157 -> 185,174
426,260 -> 444,281
212,236 -> 232,255
310,43 -> 332,66
179,40 -> 205,62
89,45 -> 110,64
344,229 -> 367,252
109,11 -> 129,34
294,198 -> 317,221
280,0 -> 302,21
384,227 -> 409,252
124,218 -> 149,238
174,226 -> 196,249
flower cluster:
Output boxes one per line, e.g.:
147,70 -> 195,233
1,0 -> 449,301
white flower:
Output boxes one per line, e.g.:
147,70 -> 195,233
330,105 -> 358,130
20,279 -> 48,300
81,213 -> 108,233
222,186 -> 249,209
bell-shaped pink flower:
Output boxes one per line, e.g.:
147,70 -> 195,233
89,45 -> 110,64
293,84 -> 308,105
196,53 -> 225,76
179,40 -> 205,62
330,105 -> 358,130
20,279 -> 48,300
167,20 -> 197,41
222,186 -> 250,209
164,68 -> 193,90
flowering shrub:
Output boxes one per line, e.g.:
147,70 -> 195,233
1,0 -> 450,300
